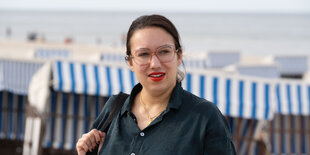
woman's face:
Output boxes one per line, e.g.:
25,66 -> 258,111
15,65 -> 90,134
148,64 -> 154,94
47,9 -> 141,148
128,27 -> 182,94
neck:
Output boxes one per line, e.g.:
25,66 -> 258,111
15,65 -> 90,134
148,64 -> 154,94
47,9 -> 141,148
140,83 -> 175,108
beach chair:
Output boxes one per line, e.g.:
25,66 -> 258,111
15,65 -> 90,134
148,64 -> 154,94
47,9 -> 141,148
0,59 -> 44,154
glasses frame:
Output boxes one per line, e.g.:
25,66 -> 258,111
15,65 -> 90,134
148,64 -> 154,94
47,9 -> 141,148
126,45 -> 179,65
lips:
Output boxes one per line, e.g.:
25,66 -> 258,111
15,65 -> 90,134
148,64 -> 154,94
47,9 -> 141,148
148,72 -> 165,81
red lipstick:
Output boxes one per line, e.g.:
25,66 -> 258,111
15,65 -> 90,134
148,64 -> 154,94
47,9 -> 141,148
148,72 -> 165,82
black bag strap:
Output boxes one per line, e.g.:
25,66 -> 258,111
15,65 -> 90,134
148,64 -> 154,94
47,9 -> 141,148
86,92 -> 129,155
100,92 -> 129,132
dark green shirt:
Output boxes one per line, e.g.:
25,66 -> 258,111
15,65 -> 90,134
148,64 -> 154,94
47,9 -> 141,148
92,82 -> 236,155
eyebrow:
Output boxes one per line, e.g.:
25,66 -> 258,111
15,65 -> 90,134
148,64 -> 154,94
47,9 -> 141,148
156,44 -> 173,50
134,44 -> 174,52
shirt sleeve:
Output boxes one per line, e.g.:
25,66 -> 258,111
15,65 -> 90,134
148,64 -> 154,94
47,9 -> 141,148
203,105 -> 237,155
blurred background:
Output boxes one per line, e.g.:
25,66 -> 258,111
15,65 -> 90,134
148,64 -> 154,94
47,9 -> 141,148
0,0 -> 310,155
1,0 -> 310,55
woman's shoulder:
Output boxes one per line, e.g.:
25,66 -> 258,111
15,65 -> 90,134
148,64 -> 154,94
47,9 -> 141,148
182,91 -> 216,109
100,94 -> 119,112
182,90 -> 223,119
182,91 -> 232,139
91,94 -> 121,129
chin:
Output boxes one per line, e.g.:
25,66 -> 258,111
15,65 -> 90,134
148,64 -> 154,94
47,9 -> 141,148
150,81 -> 174,92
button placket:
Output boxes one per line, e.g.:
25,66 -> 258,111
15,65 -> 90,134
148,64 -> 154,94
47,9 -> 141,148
140,132 -> 145,137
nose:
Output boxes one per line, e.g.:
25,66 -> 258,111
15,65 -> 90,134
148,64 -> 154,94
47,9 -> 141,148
149,54 -> 161,68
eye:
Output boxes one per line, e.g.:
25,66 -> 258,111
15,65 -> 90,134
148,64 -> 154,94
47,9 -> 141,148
137,52 -> 150,57
158,50 -> 171,55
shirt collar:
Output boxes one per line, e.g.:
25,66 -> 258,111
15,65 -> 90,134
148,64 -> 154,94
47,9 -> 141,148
120,82 -> 184,116
120,83 -> 142,116
166,82 -> 183,110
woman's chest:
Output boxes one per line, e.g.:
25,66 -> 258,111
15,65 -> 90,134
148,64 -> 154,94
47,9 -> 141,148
100,113 -> 205,155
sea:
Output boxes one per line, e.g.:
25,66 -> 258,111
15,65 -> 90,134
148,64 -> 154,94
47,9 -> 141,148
0,10 -> 310,56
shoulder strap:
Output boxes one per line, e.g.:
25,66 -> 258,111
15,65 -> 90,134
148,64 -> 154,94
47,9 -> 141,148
86,92 -> 128,155
100,92 -> 129,132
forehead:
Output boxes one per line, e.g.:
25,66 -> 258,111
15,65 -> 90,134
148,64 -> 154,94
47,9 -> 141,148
130,27 -> 175,51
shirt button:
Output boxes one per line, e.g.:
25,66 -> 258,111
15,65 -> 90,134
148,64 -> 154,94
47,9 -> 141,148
130,153 -> 135,155
140,132 -> 145,137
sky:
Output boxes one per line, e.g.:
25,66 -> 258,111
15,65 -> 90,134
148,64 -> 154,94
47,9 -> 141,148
0,0 -> 309,13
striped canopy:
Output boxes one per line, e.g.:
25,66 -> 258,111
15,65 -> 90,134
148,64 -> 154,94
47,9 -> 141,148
0,59 -> 44,95
275,81 -> 310,116
182,72 -> 273,120
53,61 -> 280,120
27,60 -> 310,153
53,61 -> 138,96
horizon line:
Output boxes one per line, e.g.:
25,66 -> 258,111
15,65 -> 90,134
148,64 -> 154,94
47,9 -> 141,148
1,8 -> 310,15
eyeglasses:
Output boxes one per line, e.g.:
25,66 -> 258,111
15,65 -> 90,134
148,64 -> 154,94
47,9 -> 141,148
127,45 -> 178,65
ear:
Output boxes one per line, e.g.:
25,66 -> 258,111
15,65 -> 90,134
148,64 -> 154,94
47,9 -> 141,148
177,53 -> 183,66
128,60 -> 135,72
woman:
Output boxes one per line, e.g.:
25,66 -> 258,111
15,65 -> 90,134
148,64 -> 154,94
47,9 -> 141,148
76,14 -> 236,155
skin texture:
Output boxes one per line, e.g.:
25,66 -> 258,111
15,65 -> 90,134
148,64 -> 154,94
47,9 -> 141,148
128,27 -> 182,130
76,26 -> 182,154
128,27 -> 182,96
76,129 -> 106,155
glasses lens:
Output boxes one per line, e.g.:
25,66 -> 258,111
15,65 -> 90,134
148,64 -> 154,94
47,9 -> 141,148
134,50 -> 151,65
156,47 -> 175,63
133,46 -> 176,65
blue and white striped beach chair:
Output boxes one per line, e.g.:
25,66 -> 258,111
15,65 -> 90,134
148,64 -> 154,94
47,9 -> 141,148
269,81 -> 310,155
